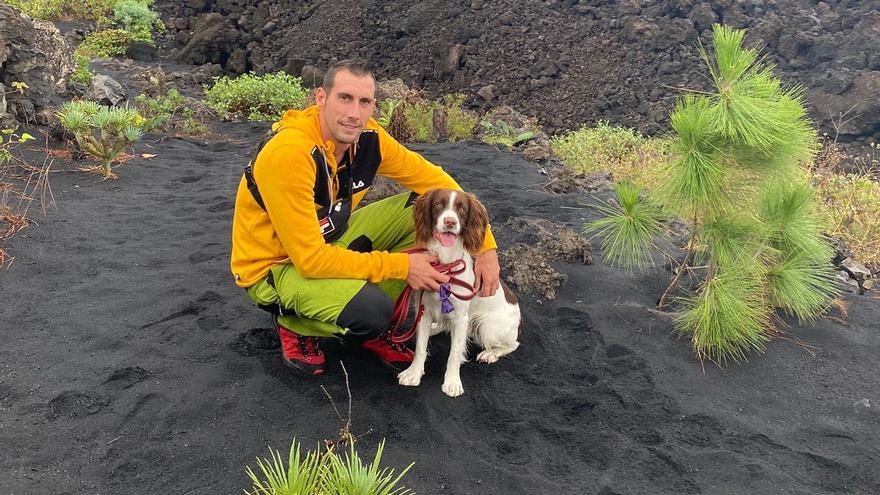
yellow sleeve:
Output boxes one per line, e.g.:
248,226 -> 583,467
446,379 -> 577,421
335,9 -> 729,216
257,142 -> 409,282
374,124 -> 497,252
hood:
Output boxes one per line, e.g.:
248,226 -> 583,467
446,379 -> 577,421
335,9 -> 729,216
272,105 -> 323,143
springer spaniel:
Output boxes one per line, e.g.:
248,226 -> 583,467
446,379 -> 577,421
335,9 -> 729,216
397,189 -> 521,397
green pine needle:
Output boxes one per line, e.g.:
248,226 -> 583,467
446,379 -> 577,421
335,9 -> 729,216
759,182 -> 833,260
767,252 -> 840,323
696,214 -> 767,269
676,268 -> 771,363
585,181 -> 666,272
659,96 -> 727,216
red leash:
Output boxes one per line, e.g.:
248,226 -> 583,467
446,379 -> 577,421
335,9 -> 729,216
388,248 -> 477,344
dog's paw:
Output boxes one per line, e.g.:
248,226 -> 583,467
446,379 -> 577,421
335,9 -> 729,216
441,379 -> 464,397
477,350 -> 499,364
397,367 -> 423,387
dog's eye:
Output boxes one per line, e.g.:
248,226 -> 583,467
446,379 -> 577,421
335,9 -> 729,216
433,203 -> 443,209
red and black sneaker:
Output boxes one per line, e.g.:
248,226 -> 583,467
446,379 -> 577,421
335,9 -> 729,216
275,319 -> 325,375
362,331 -> 414,371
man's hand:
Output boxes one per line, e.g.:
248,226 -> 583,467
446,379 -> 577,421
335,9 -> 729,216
474,248 -> 500,297
406,252 -> 449,291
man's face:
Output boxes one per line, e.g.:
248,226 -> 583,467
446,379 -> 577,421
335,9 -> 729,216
315,70 -> 376,147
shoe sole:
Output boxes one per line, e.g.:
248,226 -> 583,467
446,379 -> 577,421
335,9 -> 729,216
282,357 -> 325,376
379,359 -> 413,373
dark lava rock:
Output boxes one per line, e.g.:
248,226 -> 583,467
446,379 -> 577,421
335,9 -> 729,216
153,0 -> 880,145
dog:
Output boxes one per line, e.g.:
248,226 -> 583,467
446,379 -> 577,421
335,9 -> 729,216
397,188 -> 521,397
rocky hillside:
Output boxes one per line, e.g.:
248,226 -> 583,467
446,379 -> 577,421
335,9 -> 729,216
155,0 -> 880,150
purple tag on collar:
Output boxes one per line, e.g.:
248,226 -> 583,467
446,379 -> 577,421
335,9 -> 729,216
439,283 -> 454,314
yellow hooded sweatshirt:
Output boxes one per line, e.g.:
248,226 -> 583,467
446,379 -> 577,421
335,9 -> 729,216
231,105 -> 496,288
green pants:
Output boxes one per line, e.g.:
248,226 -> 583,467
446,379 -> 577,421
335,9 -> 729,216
246,192 -> 416,337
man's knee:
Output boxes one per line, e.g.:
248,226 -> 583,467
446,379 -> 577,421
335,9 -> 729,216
336,284 -> 393,340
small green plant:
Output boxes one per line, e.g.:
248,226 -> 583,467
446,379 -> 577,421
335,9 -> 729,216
376,99 -> 402,129
440,94 -> 478,142
479,119 -> 534,147
814,170 -> 880,267
0,128 -> 36,165
134,88 -> 208,135
57,100 -> 144,179
78,29 -> 133,58
245,438 -> 414,495
112,0 -> 162,42
134,88 -> 207,135
71,53 -> 95,85
401,101 -> 433,143
204,72 -> 309,121
586,25 -> 839,363
4,0 -> 116,20
3,0 -> 61,18
552,121 -> 669,188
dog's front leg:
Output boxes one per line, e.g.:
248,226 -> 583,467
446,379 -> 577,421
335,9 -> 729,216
441,316 -> 469,397
397,315 -> 432,387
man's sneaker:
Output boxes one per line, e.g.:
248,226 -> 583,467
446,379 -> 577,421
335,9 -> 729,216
362,332 -> 414,370
276,320 -> 325,375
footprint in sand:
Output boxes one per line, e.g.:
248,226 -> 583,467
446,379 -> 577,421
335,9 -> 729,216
46,390 -> 109,420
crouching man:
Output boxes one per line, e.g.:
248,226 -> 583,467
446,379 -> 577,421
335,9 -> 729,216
230,59 -> 500,375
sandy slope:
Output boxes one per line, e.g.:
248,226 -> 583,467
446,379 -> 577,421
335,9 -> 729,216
0,125 -> 878,494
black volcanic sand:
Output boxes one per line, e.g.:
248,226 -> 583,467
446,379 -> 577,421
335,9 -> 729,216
1,125 -> 879,494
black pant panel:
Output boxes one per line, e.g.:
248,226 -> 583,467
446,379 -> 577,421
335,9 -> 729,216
336,283 -> 393,341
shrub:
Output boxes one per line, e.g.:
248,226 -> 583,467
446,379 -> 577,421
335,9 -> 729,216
586,25 -> 839,363
440,94 -> 477,142
401,100 -> 433,143
552,121 -> 669,189
204,72 -> 309,121
71,53 -> 94,85
3,0 -> 116,20
134,88 -> 206,135
245,437 -> 414,495
814,170 -> 880,267
112,0 -> 162,42
480,119 -> 535,148
78,29 -> 133,58
57,100 -> 144,179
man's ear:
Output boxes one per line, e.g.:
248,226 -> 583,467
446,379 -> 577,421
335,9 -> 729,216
315,87 -> 326,107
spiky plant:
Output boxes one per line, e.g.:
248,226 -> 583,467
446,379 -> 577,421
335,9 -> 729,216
324,440 -> 414,495
245,438 -> 327,495
587,181 -> 665,272
57,101 -> 144,179
586,24 -> 839,363
244,438 -> 415,495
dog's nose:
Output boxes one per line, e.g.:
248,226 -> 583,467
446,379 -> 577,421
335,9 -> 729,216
443,217 -> 457,228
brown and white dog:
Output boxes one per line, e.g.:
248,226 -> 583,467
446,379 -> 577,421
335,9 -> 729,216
397,189 -> 521,397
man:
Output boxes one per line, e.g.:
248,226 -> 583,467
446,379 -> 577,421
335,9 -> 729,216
231,59 -> 501,376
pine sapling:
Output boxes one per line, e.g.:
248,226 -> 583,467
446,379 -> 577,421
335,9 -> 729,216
586,24 -> 839,363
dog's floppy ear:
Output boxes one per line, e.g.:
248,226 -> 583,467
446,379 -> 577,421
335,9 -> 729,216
413,189 -> 437,247
462,192 -> 489,255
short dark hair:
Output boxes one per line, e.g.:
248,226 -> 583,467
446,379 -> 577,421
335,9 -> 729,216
322,59 -> 374,94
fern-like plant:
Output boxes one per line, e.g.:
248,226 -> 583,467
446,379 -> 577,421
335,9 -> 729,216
586,24 -> 839,363
57,101 -> 144,179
